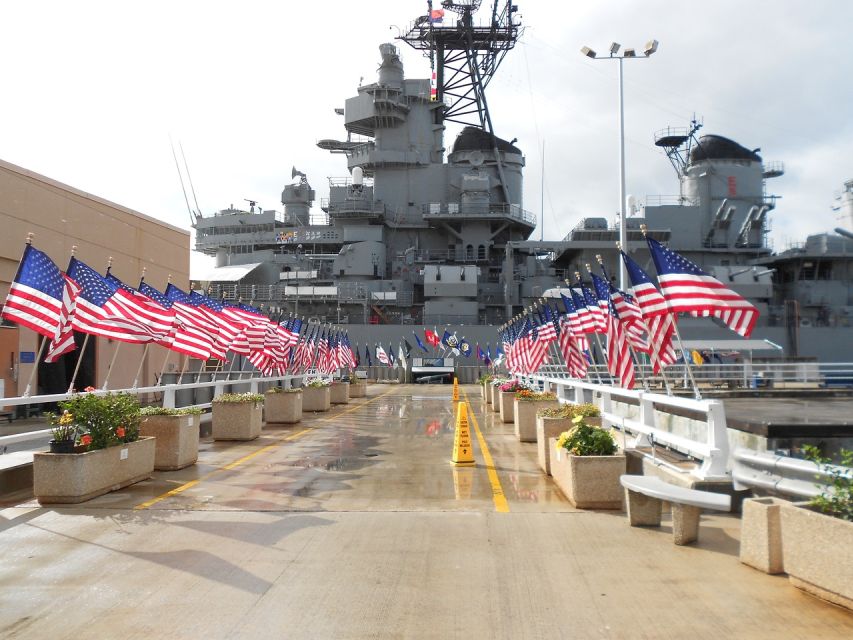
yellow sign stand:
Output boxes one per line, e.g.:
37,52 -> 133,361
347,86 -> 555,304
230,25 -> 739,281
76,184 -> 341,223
452,377 -> 459,402
451,401 -> 475,465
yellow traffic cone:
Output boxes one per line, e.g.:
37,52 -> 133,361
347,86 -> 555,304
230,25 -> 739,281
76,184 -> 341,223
451,401 -> 475,465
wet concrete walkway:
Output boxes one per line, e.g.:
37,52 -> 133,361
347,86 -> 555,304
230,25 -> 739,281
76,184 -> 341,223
2,384 -> 852,638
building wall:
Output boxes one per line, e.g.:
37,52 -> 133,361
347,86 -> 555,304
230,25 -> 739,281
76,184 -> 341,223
0,159 -> 190,396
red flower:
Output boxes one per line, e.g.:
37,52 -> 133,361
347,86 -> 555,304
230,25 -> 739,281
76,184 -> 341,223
84,386 -> 96,392
116,426 -> 126,438
80,434 -> 92,446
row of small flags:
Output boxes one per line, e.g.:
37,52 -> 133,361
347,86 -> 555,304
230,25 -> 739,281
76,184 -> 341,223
0,241 -> 503,375
499,232 -> 759,390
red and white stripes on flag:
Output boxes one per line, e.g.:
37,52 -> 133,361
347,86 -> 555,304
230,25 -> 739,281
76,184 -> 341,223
647,237 -> 758,337
606,308 -> 635,389
558,316 -> 588,379
45,275 -> 81,363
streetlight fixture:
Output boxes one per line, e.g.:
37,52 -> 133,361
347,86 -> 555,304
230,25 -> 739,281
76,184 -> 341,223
581,38 -> 659,290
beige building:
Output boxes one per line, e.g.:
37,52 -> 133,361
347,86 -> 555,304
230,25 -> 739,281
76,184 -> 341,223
0,158 -> 190,402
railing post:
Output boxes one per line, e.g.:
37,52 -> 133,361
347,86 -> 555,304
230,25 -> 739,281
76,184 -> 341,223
283,376 -> 292,390
573,384 -> 584,405
635,392 -> 654,448
698,399 -> 730,479
163,386 -> 176,409
250,381 -> 259,394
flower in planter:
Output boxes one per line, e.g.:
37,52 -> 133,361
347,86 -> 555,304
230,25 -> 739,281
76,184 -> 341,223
48,410 -> 78,444
556,416 -> 617,456
58,392 -> 141,451
499,380 -> 527,393
214,392 -> 265,403
304,377 -> 331,388
116,426 -> 126,439
140,406 -> 204,416
516,389 -> 556,402
266,387 -> 302,394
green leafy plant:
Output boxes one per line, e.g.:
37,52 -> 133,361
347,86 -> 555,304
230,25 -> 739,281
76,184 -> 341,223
555,416 -> 617,456
803,445 -> 853,522
57,392 -> 141,451
478,373 -> 494,384
213,392 -> 264,403
539,402 -> 600,419
265,387 -> 302,394
140,406 -> 203,416
490,377 -> 509,387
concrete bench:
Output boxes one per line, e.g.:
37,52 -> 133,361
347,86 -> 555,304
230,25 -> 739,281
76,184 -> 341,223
620,475 -> 731,545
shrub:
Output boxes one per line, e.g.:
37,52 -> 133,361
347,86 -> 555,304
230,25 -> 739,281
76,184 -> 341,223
555,416 -> 617,456
478,373 -> 494,384
57,392 -> 141,451
265,387 -> 302,394
804,445 -> 853,522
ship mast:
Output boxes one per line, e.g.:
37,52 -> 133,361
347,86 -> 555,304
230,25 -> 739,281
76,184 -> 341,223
399,0 -> 522,203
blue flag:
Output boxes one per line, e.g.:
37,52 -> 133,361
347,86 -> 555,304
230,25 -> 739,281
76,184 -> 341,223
413,331 -> 429,353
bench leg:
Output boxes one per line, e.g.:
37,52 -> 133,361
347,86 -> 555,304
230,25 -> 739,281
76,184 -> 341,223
625,489 -> 662,526
671,504 -> 701,545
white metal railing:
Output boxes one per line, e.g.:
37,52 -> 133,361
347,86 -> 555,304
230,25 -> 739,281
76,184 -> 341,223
518,373 -> 729,480
732,449 -> 853,499
0,373 -> 306,454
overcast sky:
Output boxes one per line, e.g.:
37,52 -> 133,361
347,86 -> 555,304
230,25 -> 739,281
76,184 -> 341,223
2,1 -> 851,275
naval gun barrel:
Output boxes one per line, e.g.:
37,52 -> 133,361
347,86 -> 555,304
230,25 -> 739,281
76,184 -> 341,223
834,227 -> 853,240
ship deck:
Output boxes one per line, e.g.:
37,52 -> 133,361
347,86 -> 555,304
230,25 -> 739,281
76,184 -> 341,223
2,384 -> 852,639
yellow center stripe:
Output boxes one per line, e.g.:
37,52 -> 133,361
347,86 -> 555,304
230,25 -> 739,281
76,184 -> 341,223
134,388 -> 395,510
462,389 -> 509,513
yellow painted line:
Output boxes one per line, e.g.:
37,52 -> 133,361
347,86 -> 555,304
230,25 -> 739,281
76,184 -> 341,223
134,389 -> 394,510
462,389 -> 509,513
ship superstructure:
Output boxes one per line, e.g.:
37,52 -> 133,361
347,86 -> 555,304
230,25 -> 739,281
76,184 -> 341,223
192,1 -> 853,360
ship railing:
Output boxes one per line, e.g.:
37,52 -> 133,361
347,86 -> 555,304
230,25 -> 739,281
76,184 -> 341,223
516,370 -> 730,480
643,194 -> 700,207
421,202 -> 536,226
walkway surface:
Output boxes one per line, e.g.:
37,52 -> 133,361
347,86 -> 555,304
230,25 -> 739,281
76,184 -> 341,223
2,384 -> 852,639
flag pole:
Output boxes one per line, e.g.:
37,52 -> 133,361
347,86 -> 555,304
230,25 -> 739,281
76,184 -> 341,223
176,354 -> 189,385
132,343 -> 151,389
19,233 -> 46,397
66,334 -> 90,395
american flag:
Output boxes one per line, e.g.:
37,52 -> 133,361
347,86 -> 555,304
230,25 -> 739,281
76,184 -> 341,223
376,344 -> 390,366
569,288 -> 597,334
579,281 -> 608,333
621,251 -> 678,373
605,297 -> 635,389
1,244 -> 66,338
647,237 -> 759,337
557,315 -> 588,379
536,306 -> 557,343
165,284 -> 225,359
105,272 -> 176,343
591,272 -> 650,355
139,281 -> 213,360
190,292 -> 243,356
66,258 -> 165,344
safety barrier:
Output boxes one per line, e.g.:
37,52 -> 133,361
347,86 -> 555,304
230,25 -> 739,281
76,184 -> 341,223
732,449 -> 853,499
517,373 -> 729,480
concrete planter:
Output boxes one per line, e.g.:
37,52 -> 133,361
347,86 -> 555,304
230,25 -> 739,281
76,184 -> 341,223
329,381 -> 350,404
348,382 -> 367,398
264,391 -> 302,424
212,401 -> 262,441
499,391 -> 515,423
140,414 -> 199,470
33,437 -> 156,505
302,386 -> 331,412
740,497 -> 788,574
490,385 -> 501,412
537,416 -> 574,475
780,502 -> 853,611
482,383 -> 491,404
514,398 -> 559,442
551,450 -> 626,509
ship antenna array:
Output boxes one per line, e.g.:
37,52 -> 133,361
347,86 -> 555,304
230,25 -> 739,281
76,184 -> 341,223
653,115 -> 703,179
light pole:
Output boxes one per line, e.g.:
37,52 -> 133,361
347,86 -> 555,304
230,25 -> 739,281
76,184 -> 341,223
581,40 -> 658,290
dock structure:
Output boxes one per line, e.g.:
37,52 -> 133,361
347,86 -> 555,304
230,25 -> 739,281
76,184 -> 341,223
2,384 -> 852,638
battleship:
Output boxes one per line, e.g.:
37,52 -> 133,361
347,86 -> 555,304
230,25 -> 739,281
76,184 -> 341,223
192,0 -> 853,363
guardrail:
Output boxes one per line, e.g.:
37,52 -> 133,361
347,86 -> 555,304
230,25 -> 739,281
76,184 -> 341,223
732,449 -> 852,499
517,373 -> 729,480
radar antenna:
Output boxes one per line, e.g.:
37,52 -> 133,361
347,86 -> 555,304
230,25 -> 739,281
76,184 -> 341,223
654,116 -> 703,179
